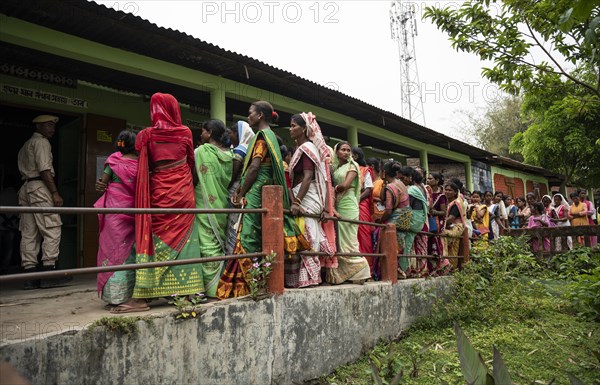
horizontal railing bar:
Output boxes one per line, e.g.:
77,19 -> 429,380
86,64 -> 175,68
0,206 -> 267,215
507,226 -> 600,236
296,251 -> 385,257
282,209 -> 387,228
397,254 -> 464,259
0,252 -> 267,283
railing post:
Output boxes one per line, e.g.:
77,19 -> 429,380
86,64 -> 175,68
380,224 -> 398,284
262,185 -> 285,295
458,227 -> 470,270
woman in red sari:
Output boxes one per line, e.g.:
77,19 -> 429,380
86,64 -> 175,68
125,93 -> 203,310
426,172 -> 448,273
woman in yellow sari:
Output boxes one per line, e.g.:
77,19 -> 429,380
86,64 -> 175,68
442,181 -> 466,270
467,190 -> 490,240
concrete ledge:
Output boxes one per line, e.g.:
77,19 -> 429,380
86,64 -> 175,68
0,278 -> 451,385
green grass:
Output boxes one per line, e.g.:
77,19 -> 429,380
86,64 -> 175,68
318,281 -> 599,385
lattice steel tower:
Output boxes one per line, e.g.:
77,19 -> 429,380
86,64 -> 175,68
390,1 -> 425,126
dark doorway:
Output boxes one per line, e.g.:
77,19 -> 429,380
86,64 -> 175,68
0,104 -> 81,272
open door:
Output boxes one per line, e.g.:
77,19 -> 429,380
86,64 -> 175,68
82,114 -> 126,267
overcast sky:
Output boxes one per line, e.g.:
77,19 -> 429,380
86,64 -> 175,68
96,0 -> 506,141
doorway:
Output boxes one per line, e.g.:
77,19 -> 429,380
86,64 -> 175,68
0,104 -> 81,272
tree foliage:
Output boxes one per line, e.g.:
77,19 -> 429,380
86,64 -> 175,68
510,71 -> 600,187
423,0 -> 600,98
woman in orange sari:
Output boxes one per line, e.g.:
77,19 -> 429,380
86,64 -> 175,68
118,93 -> 203,312
218,101 -> 308,298
570,191 -> 590,246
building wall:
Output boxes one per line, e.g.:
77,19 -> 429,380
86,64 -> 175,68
491,166 -> 549,199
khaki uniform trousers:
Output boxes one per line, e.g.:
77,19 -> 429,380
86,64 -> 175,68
18,180 -> 62,269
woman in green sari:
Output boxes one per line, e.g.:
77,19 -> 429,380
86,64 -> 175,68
194,119 -> 233,298
328,141 -> 371,284
217,101 -> 308,299
398,166 -> 428,276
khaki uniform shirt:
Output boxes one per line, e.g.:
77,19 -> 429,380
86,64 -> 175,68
17,132 -> 54,179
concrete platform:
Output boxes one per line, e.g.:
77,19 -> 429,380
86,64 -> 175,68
0,276 -> 451,384
0,274 -> 174,345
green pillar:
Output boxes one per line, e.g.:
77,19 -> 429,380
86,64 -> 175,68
348,126 -> 359,148
419,149 -> 429,174
210,87 -> 226,122
464,160 -> 473,192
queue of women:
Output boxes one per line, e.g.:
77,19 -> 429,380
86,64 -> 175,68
465,189 -> 597,253
93,93 -> 597,313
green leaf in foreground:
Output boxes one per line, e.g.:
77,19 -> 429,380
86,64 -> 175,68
454,322 -> 494,385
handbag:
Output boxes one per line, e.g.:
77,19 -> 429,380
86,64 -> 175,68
428,216 -> 438,233
394,206 -> 413,231
427,193 -> 443,232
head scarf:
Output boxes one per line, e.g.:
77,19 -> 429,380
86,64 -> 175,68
551,193 -> 570,209
234,121 -> 255,159
297,112 -> 337,257
300,112 -> 330,167
150,93 -> 183,129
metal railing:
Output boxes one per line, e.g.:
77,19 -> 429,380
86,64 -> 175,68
506,225 -> 600,257
0,185 -> 472,290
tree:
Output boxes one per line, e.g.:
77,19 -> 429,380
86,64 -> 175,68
459,95 -> 528,160
510,69 -> 600,187
423,0 -> 600,99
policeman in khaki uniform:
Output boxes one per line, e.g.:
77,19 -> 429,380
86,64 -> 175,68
17,114 -> 71,289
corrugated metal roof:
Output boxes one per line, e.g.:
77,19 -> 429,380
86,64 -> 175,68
0,0 -> 563,180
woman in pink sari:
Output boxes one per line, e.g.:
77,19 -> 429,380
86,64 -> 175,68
527,202 -> 551,253
94,130 -> 138,310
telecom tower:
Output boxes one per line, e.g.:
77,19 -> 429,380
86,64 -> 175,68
390,1 -> 426,126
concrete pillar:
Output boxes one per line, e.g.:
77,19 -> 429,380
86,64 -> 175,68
419,149 -> 429,174
464,160 -> 473,192
347,126 -> 358,148
379,224 -> 398,284
210,87 -> 226,122
262,185 -> 285,295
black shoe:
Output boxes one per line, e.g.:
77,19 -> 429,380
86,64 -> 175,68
23,267 -> 40,290
39,265 -> 73,289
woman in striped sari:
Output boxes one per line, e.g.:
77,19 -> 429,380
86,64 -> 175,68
285,112 -> 336,287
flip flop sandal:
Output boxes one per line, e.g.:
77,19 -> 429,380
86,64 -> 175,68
104,304 -> 116,311
110,304 -> 150,314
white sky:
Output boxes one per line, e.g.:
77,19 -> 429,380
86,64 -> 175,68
97,1 -> 506,141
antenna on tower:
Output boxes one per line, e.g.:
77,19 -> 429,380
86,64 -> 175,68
390,1 -> 426,126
